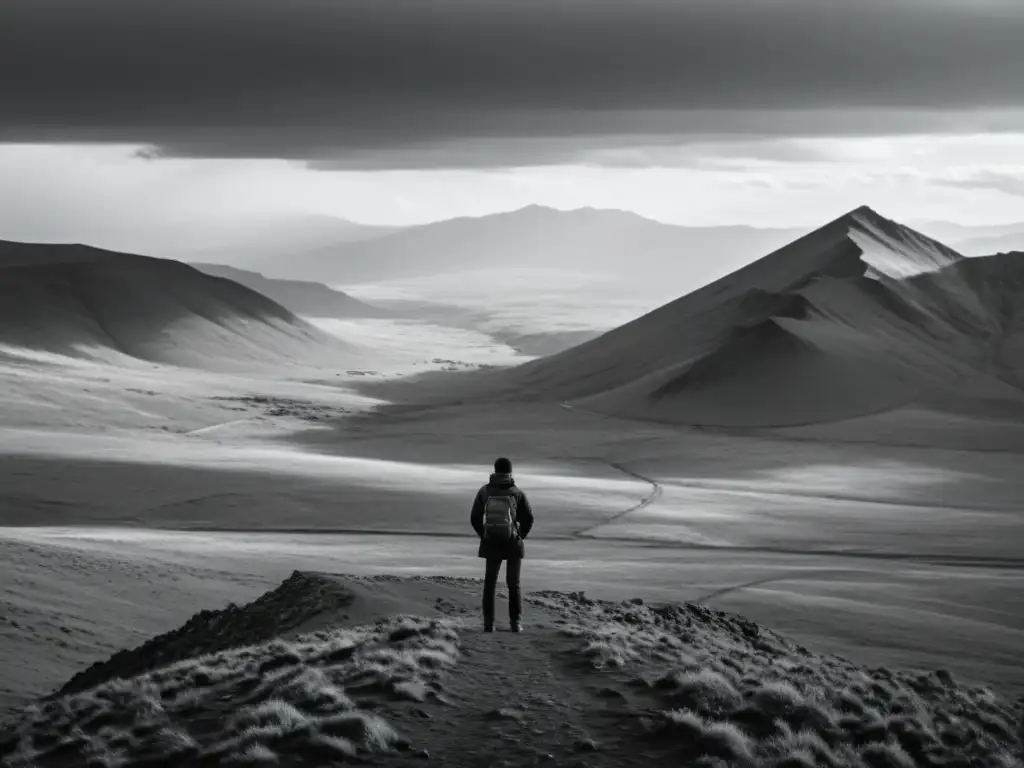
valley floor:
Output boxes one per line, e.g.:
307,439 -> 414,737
3,500 -> 1023,713
2,354 -> 1023,721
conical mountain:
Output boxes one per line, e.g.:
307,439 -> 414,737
468,207 -> 1024,427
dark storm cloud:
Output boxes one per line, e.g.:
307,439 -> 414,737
2,0 -> 1024,168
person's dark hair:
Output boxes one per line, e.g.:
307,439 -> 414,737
494,457 -> 512,474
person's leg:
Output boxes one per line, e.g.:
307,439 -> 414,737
506,557 -> 522,629
482,557 -> 502,630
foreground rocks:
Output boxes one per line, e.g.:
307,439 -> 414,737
2,573 -> 1021,767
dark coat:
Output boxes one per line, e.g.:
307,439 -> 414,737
470,472 -> 535,560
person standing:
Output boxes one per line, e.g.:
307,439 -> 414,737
470,457 -> 534,632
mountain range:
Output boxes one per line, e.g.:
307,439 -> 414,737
251,206 -> 807,288
402,206 -> 1024,434
215,206 -> 1024,292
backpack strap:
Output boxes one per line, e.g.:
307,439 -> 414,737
494,488 -> 517,512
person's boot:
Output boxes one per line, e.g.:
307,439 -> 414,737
510,621 -> 522,633
484,622 -> 494,633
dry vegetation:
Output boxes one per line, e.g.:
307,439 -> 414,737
542,591 -> 1024,767
0,616 -> 459,766
209,395 -> 349,422
3,574 -> 1022,767
54,572 -> 364,698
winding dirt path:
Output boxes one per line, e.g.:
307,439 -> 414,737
573,462 -> 663,537
377,604 -> 662,768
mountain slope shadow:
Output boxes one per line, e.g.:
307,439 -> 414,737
0,240 -> 360,371
382,207 -> 1024,436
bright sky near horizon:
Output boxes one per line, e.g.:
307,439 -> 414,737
1,0 -> 1023,239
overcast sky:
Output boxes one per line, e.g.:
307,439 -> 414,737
1,0 -> 1023,241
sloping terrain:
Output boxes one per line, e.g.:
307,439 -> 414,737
0,240 -> 361,371
190,263 -> 391,319
423,207 -> 1024,430
951,251 -> 1024,389
1,573 -> 1020,767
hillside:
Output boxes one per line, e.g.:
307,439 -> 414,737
404,207 -> 1024,430
264,205 -> 803,287
2,573 -> 1020,767
190,263 -> 391,319
951,251 -> 1024,389
0,240 -> 361,371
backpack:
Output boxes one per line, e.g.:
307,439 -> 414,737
482,492 -> 518,542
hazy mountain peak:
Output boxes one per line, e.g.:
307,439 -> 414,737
494,203 -> 663,226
